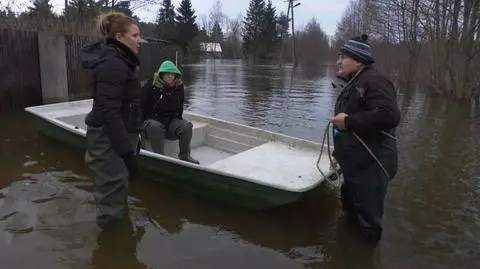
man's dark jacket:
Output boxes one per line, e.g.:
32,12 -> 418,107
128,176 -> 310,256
333,66 -> 400,178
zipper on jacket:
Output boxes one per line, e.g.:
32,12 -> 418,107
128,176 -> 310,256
128,103 -> 133,126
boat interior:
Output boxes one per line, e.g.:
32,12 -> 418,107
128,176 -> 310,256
31,100 -> 334,190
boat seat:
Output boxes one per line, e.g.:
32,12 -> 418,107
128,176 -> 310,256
207,141 -> 327,189
141,121 -> 209,157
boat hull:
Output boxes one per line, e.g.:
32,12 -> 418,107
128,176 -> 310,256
29,114 -> 319,210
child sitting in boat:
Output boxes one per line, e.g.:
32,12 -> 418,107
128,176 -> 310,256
140,60 -> 200,164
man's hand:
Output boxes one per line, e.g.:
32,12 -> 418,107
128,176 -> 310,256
331,113 -> 348,130
330,157 -> 338,170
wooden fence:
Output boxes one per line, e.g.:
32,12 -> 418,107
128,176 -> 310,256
65,35 -> 182,101
138,38 -> 181,79
0,28 -> 181,111
0,28 -> 43,112
65,34 -> 93,100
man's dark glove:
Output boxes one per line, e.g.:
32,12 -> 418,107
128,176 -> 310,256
120,151 -> 138,179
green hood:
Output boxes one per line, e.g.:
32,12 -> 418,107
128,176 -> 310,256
157,60 -> 182,76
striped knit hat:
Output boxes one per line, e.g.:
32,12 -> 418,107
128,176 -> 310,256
339,34 -> 375,65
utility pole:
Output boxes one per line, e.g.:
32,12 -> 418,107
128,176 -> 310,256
279,1 -> 291,67
291,0 -> 300,68
65,0 -> 68,10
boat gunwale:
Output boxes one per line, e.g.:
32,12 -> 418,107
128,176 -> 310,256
25,99 -> 334,193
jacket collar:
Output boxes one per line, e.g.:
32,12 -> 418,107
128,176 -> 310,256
152,72 -> 183,89
105,37 -> 139,68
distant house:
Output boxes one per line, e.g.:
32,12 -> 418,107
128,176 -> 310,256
200,42 -> 223,58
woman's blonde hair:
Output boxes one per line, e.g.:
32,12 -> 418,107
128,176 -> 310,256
97,11 -> 136,38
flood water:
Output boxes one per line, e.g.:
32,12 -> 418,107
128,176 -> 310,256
0,59 -> 479,268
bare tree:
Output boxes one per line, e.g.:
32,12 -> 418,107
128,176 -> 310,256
333,0 -> 480,100
0,0 -> 161,35
223,13 -> 243,58
208,0 -> 226,39
199,14 -> 210,33
297,18 -> 330,74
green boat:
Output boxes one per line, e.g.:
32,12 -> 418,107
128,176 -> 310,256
25,99 -> 338,209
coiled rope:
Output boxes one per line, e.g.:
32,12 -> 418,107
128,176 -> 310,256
316,121 -> 397,197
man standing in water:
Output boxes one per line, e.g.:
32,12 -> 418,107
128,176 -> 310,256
330,34 -> 401,244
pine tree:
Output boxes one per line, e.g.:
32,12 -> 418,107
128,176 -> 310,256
65,0 -> 103,19
211,21 -> 224,42
157,0 -> 176,24
157,0 -> 177,41
0,6 -> 16,26
176,0 -> 196,25
242,0 -> 266,60
260,0 -> 279,58
197,27 -> 209,42
0,6 -> 15,19
277,12 -> 289,38
28,0 -> 55,18
242,0 -> 278,62
176,0 -> 198,52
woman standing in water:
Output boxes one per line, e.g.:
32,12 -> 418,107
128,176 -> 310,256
80,11 -> 144,229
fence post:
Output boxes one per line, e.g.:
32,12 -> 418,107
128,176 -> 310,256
38,32 -> 69,104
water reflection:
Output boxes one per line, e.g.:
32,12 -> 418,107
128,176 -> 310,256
183,60 -> 337,139
179,64 -> 195,105
384,96 -> 480,269
91,212 -> 147,269
128,179 -> 341,268
241,64 -> 275,126
327,216 -> 381,269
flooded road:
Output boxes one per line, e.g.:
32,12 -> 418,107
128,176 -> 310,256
0,59 -> 479,268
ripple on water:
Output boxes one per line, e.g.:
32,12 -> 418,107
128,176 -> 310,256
0,172 -> 96,234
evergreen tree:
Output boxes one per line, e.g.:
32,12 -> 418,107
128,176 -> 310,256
176,0 -> 199,52
277,12 -> 289,38
197,27 -> 210,42
242,0 -> 266,60
0,6 -> 15,19
157,0 -> 177,41
260,0 -> 279,58
65,0 -> 103,19
242,0 -> 279,62
157,0 -> 176,24
28,0 -> 55,18
0,6 -> 16,26
176,0 -> 196,25
211,21 -> 224,43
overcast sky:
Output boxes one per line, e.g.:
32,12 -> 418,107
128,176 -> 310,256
1,0 -> 350,36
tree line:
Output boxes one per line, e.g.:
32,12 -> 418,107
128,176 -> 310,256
5,0 -> 474,100
332,0 -> 480,100
1,0 -> 332,69
0,0 -> 141,33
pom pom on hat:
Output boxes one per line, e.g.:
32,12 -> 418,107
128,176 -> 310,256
339,33 -> 375,64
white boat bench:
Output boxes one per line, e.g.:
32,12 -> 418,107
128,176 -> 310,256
207,141 -> 328,191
